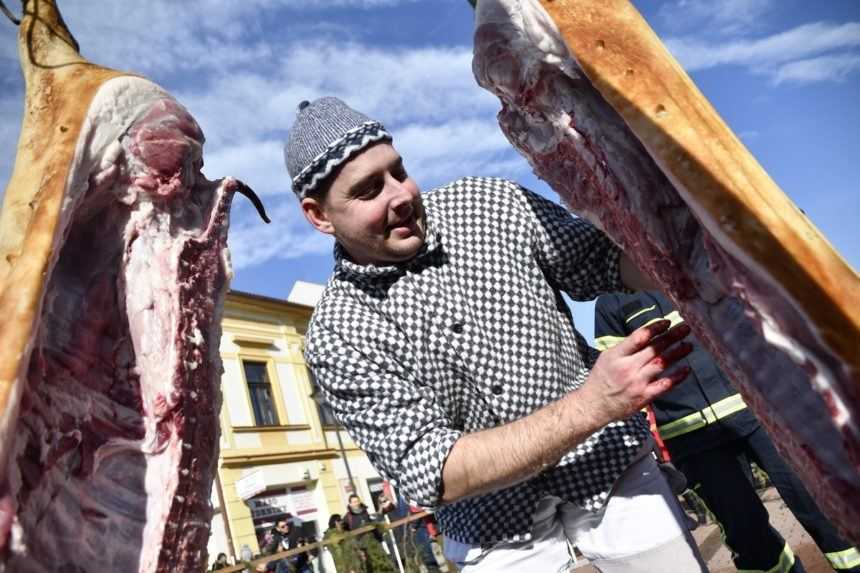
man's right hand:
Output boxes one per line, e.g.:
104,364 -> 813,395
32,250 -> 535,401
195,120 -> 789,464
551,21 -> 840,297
441,319 -> 693,504
583,319 -> 692,426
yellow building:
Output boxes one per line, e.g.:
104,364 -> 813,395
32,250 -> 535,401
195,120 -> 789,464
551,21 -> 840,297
207,288 -> 388,563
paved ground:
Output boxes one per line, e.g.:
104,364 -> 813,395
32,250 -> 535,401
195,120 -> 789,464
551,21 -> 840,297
572,487 -> 833,572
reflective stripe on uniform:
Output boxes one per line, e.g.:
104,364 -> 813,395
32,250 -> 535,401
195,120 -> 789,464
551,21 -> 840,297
625,305 -> 657,323
737,543 -> 796,573
595,335 -> 625,351
639,310 -> 684,329
595,310 -> 686,352
658,393 -> 748,441
826,547 -> 860,570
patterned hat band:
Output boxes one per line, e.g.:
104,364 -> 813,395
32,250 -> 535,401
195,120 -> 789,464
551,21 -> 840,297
292,121 -> 392,199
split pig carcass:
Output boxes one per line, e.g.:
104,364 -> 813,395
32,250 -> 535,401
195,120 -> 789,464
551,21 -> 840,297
473,0 -> 860,544
0,1 -> 267,571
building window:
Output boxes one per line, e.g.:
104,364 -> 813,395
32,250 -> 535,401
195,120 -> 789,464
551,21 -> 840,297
307,370 -> 338,426
243,361 -> 279,426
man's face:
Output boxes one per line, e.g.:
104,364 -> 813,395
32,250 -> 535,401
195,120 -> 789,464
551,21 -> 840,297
276,521 -> 289,535
302,143 -> 425,266
349,496 -> 362,511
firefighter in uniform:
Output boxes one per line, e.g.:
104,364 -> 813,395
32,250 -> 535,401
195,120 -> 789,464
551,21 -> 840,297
595,290 -> 860,573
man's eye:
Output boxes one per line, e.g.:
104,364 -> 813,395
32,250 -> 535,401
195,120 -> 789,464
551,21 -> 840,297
360,180 -> 384,198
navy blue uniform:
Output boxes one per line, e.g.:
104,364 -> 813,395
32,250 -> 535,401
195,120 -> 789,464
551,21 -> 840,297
595,291 -> 859,573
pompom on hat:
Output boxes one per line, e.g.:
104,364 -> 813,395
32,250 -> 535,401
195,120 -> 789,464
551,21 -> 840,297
284,97 -> 392,199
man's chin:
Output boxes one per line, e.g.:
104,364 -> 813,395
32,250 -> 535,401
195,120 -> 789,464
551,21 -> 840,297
387,236 -> 424,261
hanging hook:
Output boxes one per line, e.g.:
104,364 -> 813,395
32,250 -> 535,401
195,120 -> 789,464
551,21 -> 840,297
0,1 -> 20,25
235,181 -> 271,224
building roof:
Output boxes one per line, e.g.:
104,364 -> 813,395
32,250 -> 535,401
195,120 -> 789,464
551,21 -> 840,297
227,289 -> 314,313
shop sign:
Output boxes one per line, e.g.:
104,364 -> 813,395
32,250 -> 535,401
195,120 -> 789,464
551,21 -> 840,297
235,470 -> 266,501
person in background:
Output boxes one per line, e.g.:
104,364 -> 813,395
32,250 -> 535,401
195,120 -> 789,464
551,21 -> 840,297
324,513 -> 364,573
343,494 -> 396,573
263,520 -> 294,556
211,553 -> 230,571
262,519 -> 312,573
408,508 -> 444,573
292,537 -> 315,573
380,491 -> 446,573
595,290 -> 860,573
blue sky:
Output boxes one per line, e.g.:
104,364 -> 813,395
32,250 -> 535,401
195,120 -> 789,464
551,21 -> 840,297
1,0 -> 858,343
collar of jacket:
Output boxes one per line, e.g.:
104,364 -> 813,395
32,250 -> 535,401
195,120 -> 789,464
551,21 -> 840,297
333,210 -> 443,280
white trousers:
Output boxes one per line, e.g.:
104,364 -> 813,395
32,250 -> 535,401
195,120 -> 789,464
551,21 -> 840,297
443,453 -> 707,572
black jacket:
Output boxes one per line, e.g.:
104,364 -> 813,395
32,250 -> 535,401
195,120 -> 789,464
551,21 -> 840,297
343,505 -> 383,542
263,527 -> 311,567
594,291 -> 758,460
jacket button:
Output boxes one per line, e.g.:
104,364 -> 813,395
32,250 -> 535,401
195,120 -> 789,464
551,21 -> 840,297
451,322 -> 465,334
491,384 -> 504,395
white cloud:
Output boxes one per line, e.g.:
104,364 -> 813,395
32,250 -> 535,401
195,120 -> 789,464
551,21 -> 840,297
172,41 -> 497,145
202,140 -> 292,197
176,40 -> 514,195
0,3 -> 518,273
666,21 -> 860,71
227,197 -> 333,270
772,53 -> 860,84
395,119 -> 528,187
396,120 -> 510,159
5,0 -> 418,78
278,42 -> 498,125
54,3 -> 271,75
664,21 -> 860,85
658,0 -> 774,35
275,0 -> 419,5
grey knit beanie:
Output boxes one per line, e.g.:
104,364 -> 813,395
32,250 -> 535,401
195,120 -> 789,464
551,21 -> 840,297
285,97 -> 392,199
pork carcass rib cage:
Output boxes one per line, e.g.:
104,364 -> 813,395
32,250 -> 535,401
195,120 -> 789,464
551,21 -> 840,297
0,1 -> 267,571
473,0 -> 859,545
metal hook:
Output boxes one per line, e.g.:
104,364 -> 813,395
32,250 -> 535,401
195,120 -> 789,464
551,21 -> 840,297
235,181 -> 271,224
0,1 -> 20,25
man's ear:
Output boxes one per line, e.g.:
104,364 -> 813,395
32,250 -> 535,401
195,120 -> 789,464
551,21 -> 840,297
301,196 -> 335,235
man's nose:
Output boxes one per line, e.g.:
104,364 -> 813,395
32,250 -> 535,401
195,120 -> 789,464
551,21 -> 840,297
387,175 -> 415,212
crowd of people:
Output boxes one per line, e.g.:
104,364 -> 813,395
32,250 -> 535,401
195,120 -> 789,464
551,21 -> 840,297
210,492 -> 446,573
322,494 -> 396,573
318,493 -> 445,573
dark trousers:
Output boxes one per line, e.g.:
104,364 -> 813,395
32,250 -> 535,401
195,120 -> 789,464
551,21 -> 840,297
676,426 -> 859,572
412,525 -> 441,571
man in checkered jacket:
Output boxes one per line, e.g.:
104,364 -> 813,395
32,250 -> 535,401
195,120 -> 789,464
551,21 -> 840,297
284,97 -> 707,572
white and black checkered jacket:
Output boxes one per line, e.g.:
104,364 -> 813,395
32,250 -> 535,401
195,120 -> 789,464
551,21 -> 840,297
305,177 -> 651,544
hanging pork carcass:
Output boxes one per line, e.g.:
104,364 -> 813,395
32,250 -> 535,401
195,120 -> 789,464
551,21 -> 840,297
0,1 -> 268,571
473,0 -> 859,544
